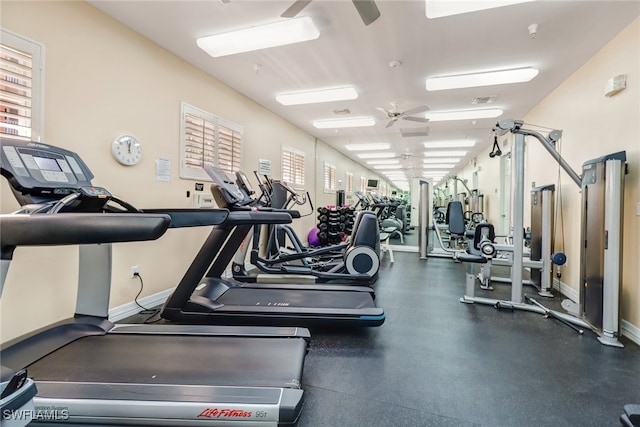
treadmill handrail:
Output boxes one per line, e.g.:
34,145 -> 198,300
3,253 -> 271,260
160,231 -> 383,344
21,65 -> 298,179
224,210 -> 293,226
141,208 -> 229,228
0,213 -> 170,259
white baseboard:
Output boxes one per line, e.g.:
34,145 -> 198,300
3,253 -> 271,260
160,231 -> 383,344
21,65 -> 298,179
553,278 -> 640,346
553,277 -> 579,302
108,288 -> 175,322
621,320 -> 640,346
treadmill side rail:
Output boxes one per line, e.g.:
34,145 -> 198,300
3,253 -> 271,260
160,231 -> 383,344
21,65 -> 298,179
34,383 -> 303,426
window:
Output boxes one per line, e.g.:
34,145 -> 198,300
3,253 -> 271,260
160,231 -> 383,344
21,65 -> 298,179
281,145 -> 305,188
345,172 -> 354,192
1,29 -> 44,141
180,102 -> 243,181
360,176 -> 367,192
323,162 -> 336,192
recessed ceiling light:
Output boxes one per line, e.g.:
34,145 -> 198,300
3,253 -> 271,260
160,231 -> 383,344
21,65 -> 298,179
313,117 -> 376,129
424,140 -> 476,148
197,17 -> 320,58
373,165 -> 403,170
424,150 -> 468,157
366,159 -> 400,165
426,67 -> 539,91
357,152 -> 396,159
425,108 -> 503,121
425,0 -> 535,19
277,87 -> 358,106
346,142 -> 390,151
423,158 -> 461,163
423,164 -> 455,169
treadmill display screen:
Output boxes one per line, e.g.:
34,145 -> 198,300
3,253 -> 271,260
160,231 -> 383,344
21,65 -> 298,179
33,156 -> 62,172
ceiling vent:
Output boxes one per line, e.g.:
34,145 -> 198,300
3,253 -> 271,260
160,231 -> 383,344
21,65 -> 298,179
333,108 -> 351,115
471,96 -> 497,104
400,126 -> 430,137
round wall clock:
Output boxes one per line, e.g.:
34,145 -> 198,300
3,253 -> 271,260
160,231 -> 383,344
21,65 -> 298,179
111,135 -> 143,166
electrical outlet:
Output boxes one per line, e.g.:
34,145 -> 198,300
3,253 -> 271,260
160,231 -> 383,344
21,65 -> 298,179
131,265 -> 139,278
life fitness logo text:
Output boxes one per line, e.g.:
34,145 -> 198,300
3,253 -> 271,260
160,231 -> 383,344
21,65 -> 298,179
197,408 -> 252,419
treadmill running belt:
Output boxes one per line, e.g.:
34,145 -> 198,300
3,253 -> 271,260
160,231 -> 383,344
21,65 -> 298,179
26,334 -> 306,388
217,287 -> 375,309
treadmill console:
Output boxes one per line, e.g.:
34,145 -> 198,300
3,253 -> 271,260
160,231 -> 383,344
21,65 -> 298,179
236,170 -> 255,196
1,139 -> 94,205
205,165 -> 252,208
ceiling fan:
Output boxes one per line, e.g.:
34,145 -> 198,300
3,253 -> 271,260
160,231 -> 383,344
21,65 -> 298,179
281,0 -> 381,26
377,103 -> 430,128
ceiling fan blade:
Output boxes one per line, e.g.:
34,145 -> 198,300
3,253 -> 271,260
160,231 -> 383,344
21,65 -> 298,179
403,104 -> 430,116
403,116 -> 430,123
376,107 -> 390,116
352,0 -> 380,26
385,119 -> 396,128
281,0 -> 312,18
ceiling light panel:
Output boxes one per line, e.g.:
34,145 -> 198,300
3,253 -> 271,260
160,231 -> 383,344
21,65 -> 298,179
423,164 -> 455,169
425,0 -> 535,19
313,117 -> 376,129
346,142 -> 390,151
424,140 -> 476,148
424,150 -> 468,157
276,87 -> 358,106
197,17 -> 320,58
426,67 -> 539,91
425,108 -> 503,121
366,159 -> 400,165
374,165 -> 403,170
423,158 -> 460,164
357,152 -> 396,159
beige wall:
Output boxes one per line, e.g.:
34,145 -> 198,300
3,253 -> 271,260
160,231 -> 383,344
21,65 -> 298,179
0,1 -> 386,342
455,18 -> 640,332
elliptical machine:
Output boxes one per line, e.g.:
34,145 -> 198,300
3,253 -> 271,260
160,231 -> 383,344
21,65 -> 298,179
212,168 -> 382,284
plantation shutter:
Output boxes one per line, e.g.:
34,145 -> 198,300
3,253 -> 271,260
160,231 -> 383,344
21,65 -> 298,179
0,31 -> 44,141
180,103 -> 243,181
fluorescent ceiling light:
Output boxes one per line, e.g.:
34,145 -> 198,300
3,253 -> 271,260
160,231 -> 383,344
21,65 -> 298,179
426,67 -> 539,91
425,0 -> 535,19
366,159 -> 400,165
197,17 -> 319,58
425,108 -> 503,122
277,87 -> 358,106
424,164 -> 455,169
424,150 -> 468,157
313,117 -> 375,129
346,142 -> 390,151
423,158 -> 460,164
374,165 -> 403,170
424,140 -> 476,148
357,152 -> 396,159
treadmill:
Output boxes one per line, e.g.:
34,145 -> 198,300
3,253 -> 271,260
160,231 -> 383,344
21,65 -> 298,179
0,139 -> 310,426
160,167 -> 385,327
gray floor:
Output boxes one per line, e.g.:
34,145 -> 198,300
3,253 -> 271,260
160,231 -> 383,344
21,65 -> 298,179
295,251 -> 640,427
124,241 -> 640,426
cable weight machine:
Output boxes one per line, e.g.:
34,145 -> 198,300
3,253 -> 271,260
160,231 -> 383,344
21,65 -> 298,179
460,119 -> 627,347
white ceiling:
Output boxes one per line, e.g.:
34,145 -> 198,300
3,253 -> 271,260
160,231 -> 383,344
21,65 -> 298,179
89,0 -> 639,185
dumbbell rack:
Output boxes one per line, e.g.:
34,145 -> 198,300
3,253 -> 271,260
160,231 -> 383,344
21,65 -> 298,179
316,206 -> 356,246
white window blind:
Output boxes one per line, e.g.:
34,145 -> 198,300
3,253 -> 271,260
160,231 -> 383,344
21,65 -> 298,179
0,30 -> 44,141
281,145 -> 305,188
323,162 -> 336,192
360,176 -> 367,192
180,102 -> 243,181
345,172 -> 354,192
